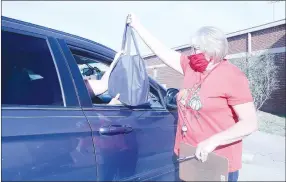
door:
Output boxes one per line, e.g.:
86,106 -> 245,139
58,41 -> 179,181
1,29 -> 97,181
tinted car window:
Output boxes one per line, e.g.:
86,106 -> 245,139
1,31 -> 63,106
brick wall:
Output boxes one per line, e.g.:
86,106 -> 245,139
148,66 -> 183,89
227,34 -> 248,54
145,55 -> 164,67
144,23 -> 286,115
252,24 -> 286,51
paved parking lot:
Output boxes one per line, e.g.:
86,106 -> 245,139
240,131 -> 285,181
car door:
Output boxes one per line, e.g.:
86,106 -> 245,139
1,28 -> 97,181
57,40 -> 179,181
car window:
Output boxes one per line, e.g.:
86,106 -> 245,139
148,86 -> 164,109
68,47 -> 164,109
74,54 -> 109,80
2,30 -> 63,106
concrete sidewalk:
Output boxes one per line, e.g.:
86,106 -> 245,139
240,131 -> 285,181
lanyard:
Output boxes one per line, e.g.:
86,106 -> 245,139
179,60 -> 225,136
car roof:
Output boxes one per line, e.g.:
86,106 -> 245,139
1,16 -> 116,61
1,16 -> 164,90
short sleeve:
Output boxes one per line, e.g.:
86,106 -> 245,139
225,68 -> 253,106
180,54 -> 190,75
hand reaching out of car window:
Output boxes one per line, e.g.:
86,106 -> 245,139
87,51 -> 123,96
108,93 -> 122,105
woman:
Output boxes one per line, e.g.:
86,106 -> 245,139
126,13 -> 258,182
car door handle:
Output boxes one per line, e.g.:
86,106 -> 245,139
99,125 -> 133,135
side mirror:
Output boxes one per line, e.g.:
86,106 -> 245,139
165,88 -> 179,110
82,68 -> 94,76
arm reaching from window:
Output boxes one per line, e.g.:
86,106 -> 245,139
127,13 -> 183,75
107,93 -> 122,105
87,51 -> 123,96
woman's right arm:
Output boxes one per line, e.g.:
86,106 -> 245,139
127,14 -> 184,75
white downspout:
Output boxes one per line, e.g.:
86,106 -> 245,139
248,32 -> 252,54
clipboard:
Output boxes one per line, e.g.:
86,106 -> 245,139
179,142 -> 229,181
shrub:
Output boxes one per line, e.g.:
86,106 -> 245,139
230,52 -> 279,110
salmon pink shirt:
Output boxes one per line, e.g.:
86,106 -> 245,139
174,55 -> 253,172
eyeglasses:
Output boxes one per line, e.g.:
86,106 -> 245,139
190,45 -> 200,54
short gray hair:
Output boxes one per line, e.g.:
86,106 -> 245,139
190,26 -> 228,62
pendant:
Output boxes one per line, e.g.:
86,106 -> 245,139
188,95 -> 202,111
182,125 -> 188,132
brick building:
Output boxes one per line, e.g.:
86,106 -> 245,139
144,19 -> 286,115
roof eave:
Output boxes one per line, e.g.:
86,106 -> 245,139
143,19 -> 286,59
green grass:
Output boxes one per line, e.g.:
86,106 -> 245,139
257,111 -> 285,137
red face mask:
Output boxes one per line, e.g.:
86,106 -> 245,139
187,53 -> 209,72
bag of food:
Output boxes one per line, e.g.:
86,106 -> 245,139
108,25 -> 149,106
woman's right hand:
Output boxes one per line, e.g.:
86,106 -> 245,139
126,13 -> 139,28
125,13 -> 183,75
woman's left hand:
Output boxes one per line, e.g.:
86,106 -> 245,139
195,136 -> 221,162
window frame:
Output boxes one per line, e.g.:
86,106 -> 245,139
1,28 -> 79,108
58,40 -> 167,111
